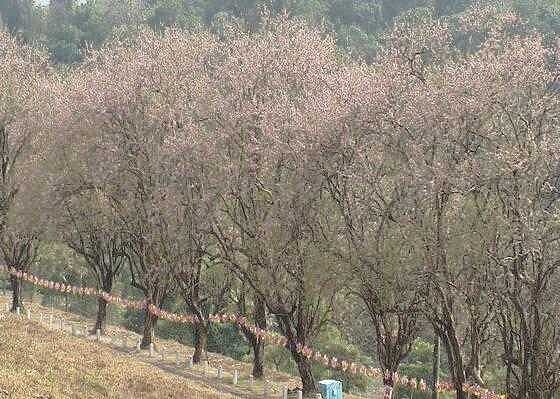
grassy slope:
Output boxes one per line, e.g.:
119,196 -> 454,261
0,315 -> 240,399
0,296 -> 370,399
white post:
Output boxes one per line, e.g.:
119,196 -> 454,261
217,366 -> 223,380
136,340 -> 141,351
249,374 -> 254,385
39,313 -> 43,324
59,318 -> 64,330
297,390 -> 303,399
96,329 -> 101,342
187,357 -> 193,369
233,370 -> 239,385
282,387 -> 288,399
26,309 -> 31,320
48,314 -> 53,329
16,307 -> 20,316
175,350 -> 180,366
161,349 -> 165,361
149,343 -> 154,357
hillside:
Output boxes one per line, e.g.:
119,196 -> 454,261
0,296 -> 370,399
0,316 -> 243,399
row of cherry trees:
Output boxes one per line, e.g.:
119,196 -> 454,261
2,4 -> 560,398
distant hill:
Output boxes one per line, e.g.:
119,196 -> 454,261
5,0 -> 560,64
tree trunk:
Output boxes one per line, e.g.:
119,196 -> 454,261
292,350 -> 317,397
240,323 -> 266,378
192,321 -> 208,364
252,296 -> 266,378
140,310 -> 158,349
447,342 -> 467,399
506,330 -> 512,398
92,279 -> 113,334
438,308 -> 467,399
383,372 -> 395,399
10,275 -> 23,312
466,320 -> 484,386
92,297 -> 108,334
252,336 -> 265,378
454,381 -> 467,399
286,342 -> 317,396
432,335 -> 440,399
382,385 -> 393,399
451,353 -> 467,399
276,314 -> 318,396
444,341 -> 467,399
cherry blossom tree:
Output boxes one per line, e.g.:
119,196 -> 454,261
324,141 -> 421,399
162,165 -> 230,364
57,189 -> 127,334
319,49 -> 430,398
209,18 -> 351,395
235,280 -> 268,378
0,30 -> 55,312
471,34 -> 560,399
64,28 -> 221,348
371,10 -> 560,399
0,184 -> 42,312
334,10 -> 514,398
30,8 -> 560,398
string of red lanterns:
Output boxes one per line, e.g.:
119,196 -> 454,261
0,265 -> 505,399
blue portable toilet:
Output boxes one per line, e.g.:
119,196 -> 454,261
318,379 -> 343,399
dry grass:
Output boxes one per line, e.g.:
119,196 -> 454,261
0,295 -> 369,399
0,316 -> 238,399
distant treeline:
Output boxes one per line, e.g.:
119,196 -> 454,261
1,0 -> 560,64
